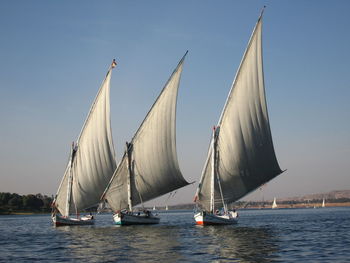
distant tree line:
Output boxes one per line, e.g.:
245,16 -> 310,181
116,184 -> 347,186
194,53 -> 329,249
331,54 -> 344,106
0,192 -> 53,214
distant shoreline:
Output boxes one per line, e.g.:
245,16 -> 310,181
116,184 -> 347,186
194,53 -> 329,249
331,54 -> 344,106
0,211 -> 51,215
245,202 -> 350,209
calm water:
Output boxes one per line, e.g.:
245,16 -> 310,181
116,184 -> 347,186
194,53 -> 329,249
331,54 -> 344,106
0,207 -> 350,262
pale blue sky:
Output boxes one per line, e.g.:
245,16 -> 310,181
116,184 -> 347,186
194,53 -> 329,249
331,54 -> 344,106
0,1 -> 349,205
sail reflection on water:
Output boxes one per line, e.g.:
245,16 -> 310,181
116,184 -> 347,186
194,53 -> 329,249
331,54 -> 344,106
54,214 -> 279,262
56,224 -> 185,262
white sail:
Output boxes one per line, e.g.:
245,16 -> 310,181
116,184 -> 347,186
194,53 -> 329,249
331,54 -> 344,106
54,64 -> 117,216
103,53 -> 189,212
272,197 -> 278,209
322,198 -> 325,208
195,13 -> 282,211
54,165 -> 74,217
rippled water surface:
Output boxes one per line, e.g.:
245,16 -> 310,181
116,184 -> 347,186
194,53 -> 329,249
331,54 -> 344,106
0,207 -> 350,262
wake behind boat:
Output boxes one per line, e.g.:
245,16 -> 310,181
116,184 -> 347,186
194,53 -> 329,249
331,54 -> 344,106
194,8 -> 284,225
51,60 -> 117,226
101,52 -> 190,225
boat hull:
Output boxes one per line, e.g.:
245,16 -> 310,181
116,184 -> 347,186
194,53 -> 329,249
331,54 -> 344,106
113,212 -> 160,225
194,211 -> 237,225
52,214 -> 94,226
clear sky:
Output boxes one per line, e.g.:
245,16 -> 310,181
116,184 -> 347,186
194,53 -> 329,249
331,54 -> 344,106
0,1 -> 349,205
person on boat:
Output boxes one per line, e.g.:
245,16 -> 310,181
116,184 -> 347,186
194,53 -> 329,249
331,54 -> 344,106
144,210 -> 150,217
231,209 -> 238,218
115,210 -> 121,217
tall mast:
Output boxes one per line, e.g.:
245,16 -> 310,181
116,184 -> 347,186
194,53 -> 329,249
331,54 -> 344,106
125,142 -> 133,211
210,126 -> 227,214
215,128 -> 227,213
65,142 -> 76,217
210,127 -> 216,213
65,168 -> 72,217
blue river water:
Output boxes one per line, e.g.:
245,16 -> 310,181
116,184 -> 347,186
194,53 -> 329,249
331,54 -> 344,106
0,207 -> 349,262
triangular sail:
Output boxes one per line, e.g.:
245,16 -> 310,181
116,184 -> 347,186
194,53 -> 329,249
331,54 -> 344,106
54,165 -> 75,216
272,197 -> 278,209
54,65 -> 117,216
103,53 -> 189,212
196,14 -> 282,211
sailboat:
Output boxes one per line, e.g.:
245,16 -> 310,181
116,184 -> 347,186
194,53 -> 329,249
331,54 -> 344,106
51,60 -> 117,226
194,9 -> 284,225
272,197 -> 278,209
101,52 -> 190,225
322,198 -> 325,208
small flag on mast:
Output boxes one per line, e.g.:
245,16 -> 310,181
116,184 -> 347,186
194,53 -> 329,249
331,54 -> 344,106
112,59 -> 117,68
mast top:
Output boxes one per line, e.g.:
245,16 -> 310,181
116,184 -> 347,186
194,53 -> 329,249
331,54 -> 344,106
259,6 -> 266,20
111,59 -> 117,68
